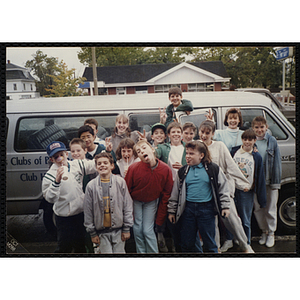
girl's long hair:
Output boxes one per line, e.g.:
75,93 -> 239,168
112,114 -> 132,138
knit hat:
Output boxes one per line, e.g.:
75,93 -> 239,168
151,123 -> 166,135
46,141 -> 67,157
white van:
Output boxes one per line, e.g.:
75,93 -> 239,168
6,91 -> 296,234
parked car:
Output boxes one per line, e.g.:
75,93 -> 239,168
236,88 -> 295,126
6,91 -> 296,235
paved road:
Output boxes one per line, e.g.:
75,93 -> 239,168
6,211 -> 297,255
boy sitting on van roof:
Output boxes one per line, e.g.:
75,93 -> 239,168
160,87 -> 193,129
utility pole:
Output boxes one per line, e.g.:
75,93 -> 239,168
92,47 -> 98,95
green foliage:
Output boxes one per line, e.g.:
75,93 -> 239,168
45,61 -> 86,97
25,50 -> 59,96
25,50 -> 85,97
78,47 -> 195,66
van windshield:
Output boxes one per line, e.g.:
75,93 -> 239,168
271,103 -> 295,134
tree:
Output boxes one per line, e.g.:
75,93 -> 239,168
44,60 -> 86,97
77,46 -> 195,66
25,50 -> 59,96
190,46 -> 283,89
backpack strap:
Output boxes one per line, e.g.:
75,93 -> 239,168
178,165 -> 189,191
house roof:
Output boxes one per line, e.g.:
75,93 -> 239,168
6,63 -> 35,81
6,62 -> 27,70
82,61 -> 229,84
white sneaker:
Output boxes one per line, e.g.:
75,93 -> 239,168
220,240 -> 233,252
244,244 -> 255,253
259,232 -> 267,245
266,234 -> 275,248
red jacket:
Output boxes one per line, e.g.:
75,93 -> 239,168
125,159 -> 173,226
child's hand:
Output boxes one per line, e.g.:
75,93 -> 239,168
186,111 -> 191,116
137,129 -> 147,141
159,107 -> 167,124
243,188 -> 249,192
205,108 -> 214,121
168,214 -> 176,224
121,232 -> 130,241
221,209 -> 230,218
91,235 -> 100,245
172,162 -> 182,170
55,166 -> 64,183
105,137 -> 112,152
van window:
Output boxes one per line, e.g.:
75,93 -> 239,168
239,109 -> 288,140
129,113 -> 160,133
15,114 -> 118,152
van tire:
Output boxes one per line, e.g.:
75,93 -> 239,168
277,186 -> 296,235
42,202 -> 57,235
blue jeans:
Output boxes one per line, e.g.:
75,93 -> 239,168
133,199 -> 158,253
167,217 -> 202,253
234,189 -> 254,244
181,200 -> 218,253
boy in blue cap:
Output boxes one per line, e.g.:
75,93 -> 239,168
42,141 -> 98,253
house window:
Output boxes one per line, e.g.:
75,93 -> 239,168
188,83 -> 214,92
23,84 -> 26,91
154,84 -> 180,93
30,84 -> 33,91
116,87 -> 126,95
135,86 -> 148,94
13,84 -> 17,91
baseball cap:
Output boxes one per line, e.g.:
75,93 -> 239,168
151,123 -> 166,135
46,141 -> 67,157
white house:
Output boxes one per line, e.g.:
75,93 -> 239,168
6,61 -> 40,100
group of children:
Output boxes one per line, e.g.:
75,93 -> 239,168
42,86 -> 282,254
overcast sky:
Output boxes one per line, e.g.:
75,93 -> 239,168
6,47 -> 86,77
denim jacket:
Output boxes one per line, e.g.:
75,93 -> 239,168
261,132 -> 282,189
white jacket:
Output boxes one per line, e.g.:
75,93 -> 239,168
208,141 -> 251,197
42,159 -> 97,217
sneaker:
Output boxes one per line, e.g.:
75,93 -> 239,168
266,234 -> 275,248
157,233 -> 168,253
244,244 -> 255,253
220,240 -> 233,252
259,232 -> 267,245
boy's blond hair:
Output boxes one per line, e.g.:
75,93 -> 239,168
251,116 -> 268,127
69,138 -> 87,150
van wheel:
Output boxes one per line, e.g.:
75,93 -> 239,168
277,187 -> 296,235
43,202 -> 57,235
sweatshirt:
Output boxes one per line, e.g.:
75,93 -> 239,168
207,140 -> 251,197
42,159 -> 97,217
125,159 -> 173,226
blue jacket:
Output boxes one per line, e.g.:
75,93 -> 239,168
231,146 -> 267,208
